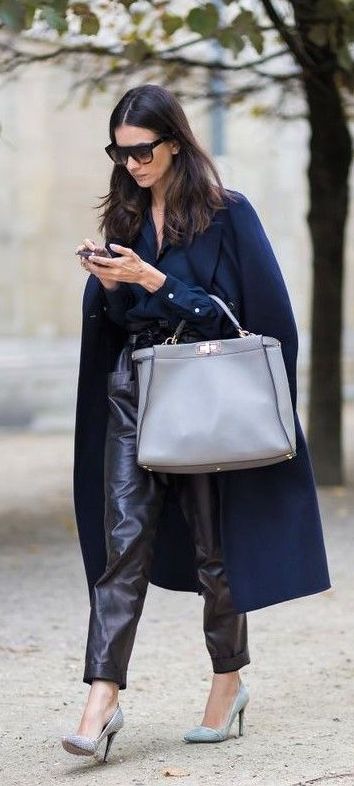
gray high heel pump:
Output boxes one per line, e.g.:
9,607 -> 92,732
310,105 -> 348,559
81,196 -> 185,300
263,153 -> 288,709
183,680 -> 249,743
61,704 -> 124,762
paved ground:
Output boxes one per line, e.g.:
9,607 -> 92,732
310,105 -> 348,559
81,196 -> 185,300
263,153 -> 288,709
1,431 -> 354,786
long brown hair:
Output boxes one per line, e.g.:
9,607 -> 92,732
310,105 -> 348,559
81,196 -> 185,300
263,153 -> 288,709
98,84 -> 231,246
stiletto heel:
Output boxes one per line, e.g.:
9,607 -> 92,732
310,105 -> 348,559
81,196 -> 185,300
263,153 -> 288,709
238,706 -> 245,737
62,704 -> 124,760
103,731 -> 117,763
183,680 -> 249,743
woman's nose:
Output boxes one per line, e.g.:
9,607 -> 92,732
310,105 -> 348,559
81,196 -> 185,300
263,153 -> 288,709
126,155 -> 139,172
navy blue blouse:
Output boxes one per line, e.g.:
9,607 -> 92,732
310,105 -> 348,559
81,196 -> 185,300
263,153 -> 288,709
103,205 -> 239,340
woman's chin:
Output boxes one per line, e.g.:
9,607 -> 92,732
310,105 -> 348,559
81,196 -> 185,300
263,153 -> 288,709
134,175 -> 150,185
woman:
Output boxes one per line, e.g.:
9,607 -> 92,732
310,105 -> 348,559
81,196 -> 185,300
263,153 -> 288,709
62,84 -> 331,761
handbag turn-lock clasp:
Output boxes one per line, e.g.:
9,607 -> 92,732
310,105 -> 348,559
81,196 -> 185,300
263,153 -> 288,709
196,341 -> 222,355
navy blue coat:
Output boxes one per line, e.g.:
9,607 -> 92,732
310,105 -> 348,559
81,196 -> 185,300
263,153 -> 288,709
73,191 -> 331,613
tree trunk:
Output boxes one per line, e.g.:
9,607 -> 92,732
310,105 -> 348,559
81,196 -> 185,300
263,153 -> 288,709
303,75 -> 351,485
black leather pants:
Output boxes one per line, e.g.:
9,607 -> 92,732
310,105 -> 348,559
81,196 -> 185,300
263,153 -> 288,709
83,326 -> 250,689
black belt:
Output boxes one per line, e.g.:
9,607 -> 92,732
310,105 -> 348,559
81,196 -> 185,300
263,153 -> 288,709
126,320 -> 201,349
126,319 -> 171,334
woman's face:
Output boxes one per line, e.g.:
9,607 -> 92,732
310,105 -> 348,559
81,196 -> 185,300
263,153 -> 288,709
114,123 -> 179,190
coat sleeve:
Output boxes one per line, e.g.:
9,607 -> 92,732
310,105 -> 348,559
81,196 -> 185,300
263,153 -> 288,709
228,192 -> 299,411
103,284 -> 135,327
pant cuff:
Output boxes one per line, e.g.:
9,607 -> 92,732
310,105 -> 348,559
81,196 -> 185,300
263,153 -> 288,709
212,650 -> 250,673
83,662 -> 127,690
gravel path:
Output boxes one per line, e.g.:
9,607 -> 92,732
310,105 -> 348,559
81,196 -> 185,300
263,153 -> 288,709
1,432 -> 353,786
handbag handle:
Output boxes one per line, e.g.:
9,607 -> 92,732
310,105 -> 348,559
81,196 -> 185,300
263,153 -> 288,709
209,294 -> 251,337
164,294 -> 251,344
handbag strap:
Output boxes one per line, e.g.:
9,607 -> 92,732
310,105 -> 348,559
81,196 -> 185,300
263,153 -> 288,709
208,294 -> 250,337
166,294 -> 251,344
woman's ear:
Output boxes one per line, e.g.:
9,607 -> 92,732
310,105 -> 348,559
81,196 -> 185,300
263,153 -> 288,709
169,139 -> 180,155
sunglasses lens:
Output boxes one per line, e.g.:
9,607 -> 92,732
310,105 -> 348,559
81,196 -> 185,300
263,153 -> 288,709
111,149 -> 126,165
134,147 -> 153,163
110,146 -> 153,165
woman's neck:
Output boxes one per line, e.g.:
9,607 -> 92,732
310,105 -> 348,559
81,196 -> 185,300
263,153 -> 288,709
150,191 -> 165,212
150,169 -> 173,211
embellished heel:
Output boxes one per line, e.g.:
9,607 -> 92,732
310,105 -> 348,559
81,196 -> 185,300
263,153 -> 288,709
62,704 -> 124,760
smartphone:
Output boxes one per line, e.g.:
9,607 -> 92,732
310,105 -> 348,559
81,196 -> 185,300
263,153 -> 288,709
76,249 -> 94,259
75,249 -> 111,267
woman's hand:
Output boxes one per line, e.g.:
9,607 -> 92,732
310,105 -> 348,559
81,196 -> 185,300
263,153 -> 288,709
84,243 -> 166,293
76,238 -> 119,291
76,238 -> 110,260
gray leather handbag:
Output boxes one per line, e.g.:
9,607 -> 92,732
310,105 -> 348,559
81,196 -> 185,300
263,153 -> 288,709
131,295 -> 296,473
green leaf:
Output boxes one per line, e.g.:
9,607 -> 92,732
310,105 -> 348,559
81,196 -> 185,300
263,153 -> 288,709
0,0 -> 25,31
161,13 -> 184,36
233,9 -> 255,36
217,27 -> 234,48
217,27 -> 244,55
40,6 -> 68,34
248,28 -> 264,54
337,45 -> 353,70
229,9 -> 264,54
70,2 -> 90,14
20,0 -> 38,29
187,3 -> 219,37
80,12 -> 99,35
123,39 -> 151,63
52,0 -> 68,13
307,24 -> 329,47
130,11 -> 145,25
250,104 -> 268,117
24,5 -> 36,28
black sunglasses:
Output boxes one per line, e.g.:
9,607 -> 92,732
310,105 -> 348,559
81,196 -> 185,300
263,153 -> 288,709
105,135 -> 171,166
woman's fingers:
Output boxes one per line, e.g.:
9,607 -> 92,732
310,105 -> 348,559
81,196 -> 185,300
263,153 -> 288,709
88,255 -> 114,267
109,243 -> 131,255
83,243 -> 147,284
84,238 -> 110,257
84,238 -> 96,251
76,239 -> 108,257
85,257 -> 125,284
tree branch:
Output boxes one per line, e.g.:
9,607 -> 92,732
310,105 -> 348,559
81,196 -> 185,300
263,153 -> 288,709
261,0 -> 318,71
252,68 -> 301,82
0,36 -> 293,77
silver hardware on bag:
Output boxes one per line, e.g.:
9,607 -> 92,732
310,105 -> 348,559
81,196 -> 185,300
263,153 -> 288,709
196,341 -> 222,355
